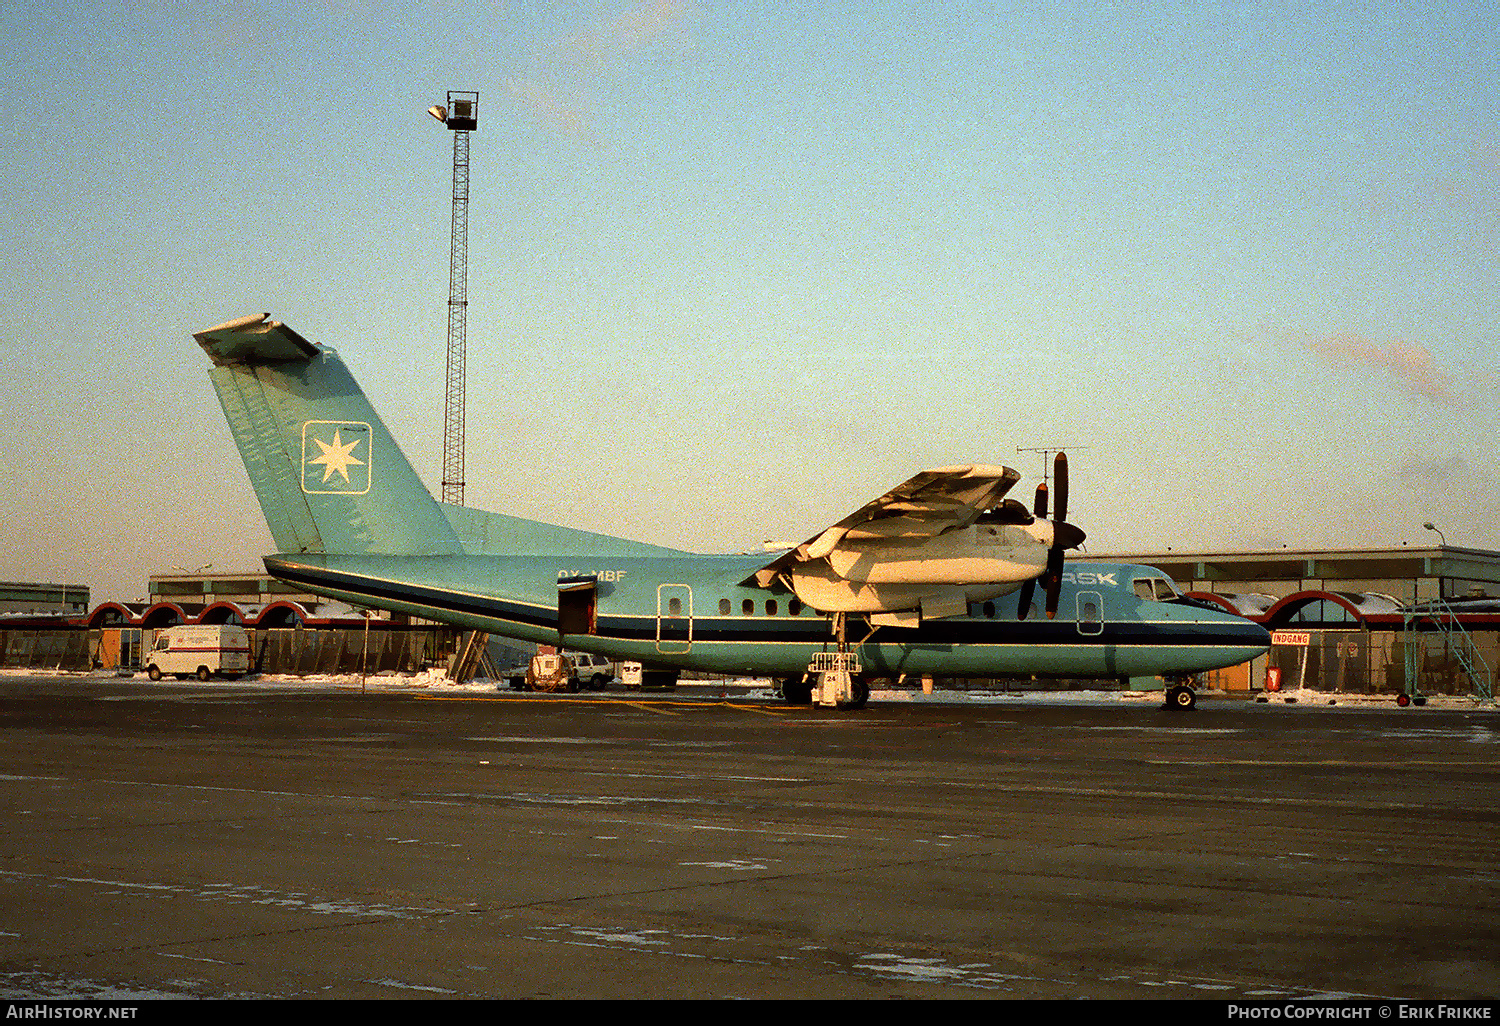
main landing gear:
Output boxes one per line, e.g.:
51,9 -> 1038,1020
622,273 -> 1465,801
783,612 -> 870,710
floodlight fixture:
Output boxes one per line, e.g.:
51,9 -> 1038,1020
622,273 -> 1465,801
1424,522 -> 1447,547
428,105 -> 447,123
442,91 -> 477,132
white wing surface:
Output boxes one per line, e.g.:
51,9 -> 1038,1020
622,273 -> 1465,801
747,464 -> 1021,588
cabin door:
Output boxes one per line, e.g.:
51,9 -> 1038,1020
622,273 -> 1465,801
558,581 -> 597,637
656,585 -> 693,654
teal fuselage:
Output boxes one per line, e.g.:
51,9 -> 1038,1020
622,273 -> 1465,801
265,552 -> 1269,681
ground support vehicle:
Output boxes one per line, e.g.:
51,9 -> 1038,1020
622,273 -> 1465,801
143,626 -> 251,681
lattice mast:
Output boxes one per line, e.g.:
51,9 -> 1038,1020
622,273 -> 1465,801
429,92 -> 478,506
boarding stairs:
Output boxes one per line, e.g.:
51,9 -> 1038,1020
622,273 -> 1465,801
1403,598 -> 1493,703
448,630 -> 499,683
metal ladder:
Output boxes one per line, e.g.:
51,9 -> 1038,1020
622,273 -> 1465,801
448,630 -> 498,683
1403,599 -> 1493,703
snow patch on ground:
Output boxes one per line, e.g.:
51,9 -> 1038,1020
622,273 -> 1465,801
3,667 -> 1492,708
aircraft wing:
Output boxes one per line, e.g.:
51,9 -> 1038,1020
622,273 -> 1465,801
746,464 -> 1021,588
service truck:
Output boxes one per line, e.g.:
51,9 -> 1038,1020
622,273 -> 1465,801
143,625 -> 251,681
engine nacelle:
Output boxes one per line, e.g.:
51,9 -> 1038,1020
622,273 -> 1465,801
786,562 -> 1022,616
826,522 -> 1048,585
744,463 -> 1083,621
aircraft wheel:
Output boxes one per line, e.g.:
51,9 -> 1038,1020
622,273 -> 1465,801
147,665 -> 162,681
197,666 -> 212,682
1166,686 -> 1196,711
837,678 -> 870,711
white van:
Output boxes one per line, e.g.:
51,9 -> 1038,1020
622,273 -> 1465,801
143,625 -> 251,681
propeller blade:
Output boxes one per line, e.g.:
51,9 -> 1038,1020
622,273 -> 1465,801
1016,577 -> 1036,621
1053,452 -> 1068,525
1029,451 -> 1077,619
1044,547 -> 1064,619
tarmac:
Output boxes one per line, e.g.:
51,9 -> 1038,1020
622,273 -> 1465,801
0,672 -> 1495,1000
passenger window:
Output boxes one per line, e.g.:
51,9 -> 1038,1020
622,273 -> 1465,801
983,601 -> 996,618
668,597 -> 682,616
719,598 -> 730,615
766,599 -> 778,616
1082,600 -> 1100,622
742,598 -> 754,616
789,599 -> 802,616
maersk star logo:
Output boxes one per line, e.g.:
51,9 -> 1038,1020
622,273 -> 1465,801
301,421 -> 372,494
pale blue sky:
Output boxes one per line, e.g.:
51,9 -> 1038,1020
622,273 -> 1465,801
2,1 -> 1497,603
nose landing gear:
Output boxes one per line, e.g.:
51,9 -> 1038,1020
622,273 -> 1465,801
794,612 -> 870,710
1164,676 -> 1198,711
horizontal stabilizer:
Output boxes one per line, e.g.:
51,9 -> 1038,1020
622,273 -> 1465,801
195,313 -> 319,366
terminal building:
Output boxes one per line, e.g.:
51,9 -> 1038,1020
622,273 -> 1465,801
1079,544 -> 1499,698
0,581 -> 89,617
75,570 -> 472,676
65,570 -> 528,678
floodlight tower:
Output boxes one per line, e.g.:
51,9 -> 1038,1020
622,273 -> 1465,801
428,91 -> 478,506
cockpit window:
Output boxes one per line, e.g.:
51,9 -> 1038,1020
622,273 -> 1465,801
1133,577 -> 1181,602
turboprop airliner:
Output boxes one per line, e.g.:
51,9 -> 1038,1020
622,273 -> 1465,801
196,313 -> 1269,709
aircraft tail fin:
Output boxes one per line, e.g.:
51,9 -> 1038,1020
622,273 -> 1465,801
197,314 -> 462,557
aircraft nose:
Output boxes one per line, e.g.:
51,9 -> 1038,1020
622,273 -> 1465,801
1209,609 -> 1271,654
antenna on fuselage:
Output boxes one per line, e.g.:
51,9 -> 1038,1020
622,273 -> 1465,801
1016,445 -> 1091,489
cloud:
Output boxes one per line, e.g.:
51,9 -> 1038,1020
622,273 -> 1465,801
605,0 -> 691,56
1303,332 -> 1453,402
509,1 -> 692,144
1395,454 -> 1468,488
506,77 -> 598,147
